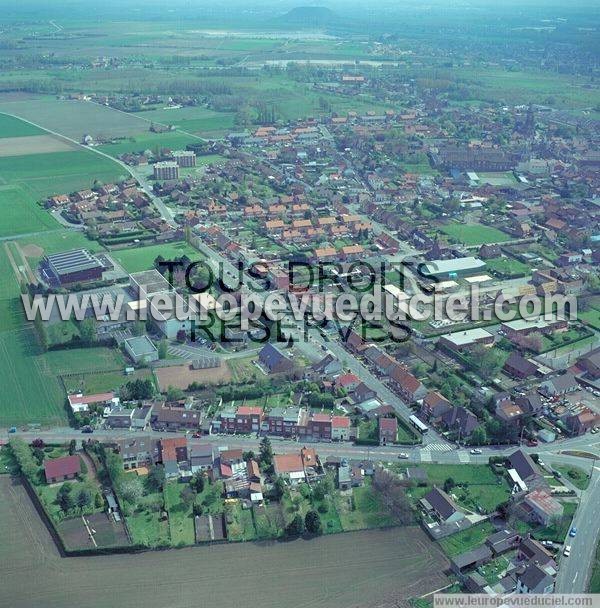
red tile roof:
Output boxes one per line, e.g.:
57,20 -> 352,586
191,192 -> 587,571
44,455 -> 81,481
331,416 -> 351,428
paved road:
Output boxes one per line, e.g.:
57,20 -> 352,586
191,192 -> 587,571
555,465 -> 600,593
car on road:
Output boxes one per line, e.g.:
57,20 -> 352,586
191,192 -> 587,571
527,439 -> 538,446
569,527 -> 577,537
81,426 -> 94,434
192,433 -> 202,438
397,453 -> 409,459
563,545 -> 571,557
470,449 -> 482,455
8,427 -> 16,433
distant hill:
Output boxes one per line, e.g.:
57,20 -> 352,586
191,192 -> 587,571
278,6 -> 338,28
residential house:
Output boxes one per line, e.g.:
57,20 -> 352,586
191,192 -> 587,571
379,417 -> 397,445
273,453 -> 306,484
159,437 -> 189,478
390,365 -> 427,403
113,436 -> 159,470
516,563 -> 555,594
151,403 -> 201,431
539,373 -> 579,397
331,416 -> 351,441
421,391 -> 453,421
522,489 -> 563,525
44,455 -> 81,484
421,487 -> 465,524
440,406 -> 479,439
503,352 -> 539,380
566,408 -> 599,436
258,343 -> 294,374
190,444 -> 214,474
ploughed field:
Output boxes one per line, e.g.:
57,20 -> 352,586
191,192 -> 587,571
0,476 -> 449,608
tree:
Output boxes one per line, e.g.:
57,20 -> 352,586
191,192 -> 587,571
469,425 -> 488,446
259,436 -> 273,468
76,487 -> 92,509
285,514 -> 304,537
304,510 -> 323,535
147,465 -> 166,492
190,472 -> 205,494
443,477 -> 455,493
121,378 -> 154,400
181,485 -> 197,508
158,339 -> 168,360
9,438 -> 39,480
57,482 -> 74,512
68,439 -> 76,456
79,318 -> 97,344
118,477 -> 144,504
242,450 -> 255,461
166,386 -> 185,402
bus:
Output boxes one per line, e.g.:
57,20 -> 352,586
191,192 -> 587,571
408,414 -> 429,434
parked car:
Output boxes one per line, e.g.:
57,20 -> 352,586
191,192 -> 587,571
569,527 -> 577,537
81,426 -> 94,434
8,427 -> 16,433
470,449 -> 483,455
563,545 -> 571,557
397,453 -> 409,459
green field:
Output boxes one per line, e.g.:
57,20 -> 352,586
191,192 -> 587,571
0,327 -> 66,426
439,223 -> 511,246
110,241 -> 204,273
438,521 -> 495,557
0,328 -> 127,426
0,185 -> 59,237
98,131 -> 200,158
0,150 -> 124,199
486,257 -> 530,278
0,113 -> 44,138
405,464 -> 511,513
580,306 -> 600,331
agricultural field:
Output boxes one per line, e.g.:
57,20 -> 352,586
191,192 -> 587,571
0,185 -> 59,238
0,150 -> 124,200
439,223 -> 512,246
0,476 -> 450,608
98,131 -> 200,158
0,98 -> 153,140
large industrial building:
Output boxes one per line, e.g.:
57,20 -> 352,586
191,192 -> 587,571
421,257 -> 487,279
153,161 -> 179,180
42,249 -> 105,286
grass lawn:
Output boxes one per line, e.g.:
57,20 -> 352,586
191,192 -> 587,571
407,464 -> 511,513
164,482 -> 195,546
98,131 -> 198,158
127,509 -> 170,547
224,502 -> 257,541
336,480 -> 396,531
439,223 -> 511,246
62,368 -> 153,395
555,465 -> 590,490
579,307 -> 600,331
252,504 -> 284,539
438,521 -> 495,557
110,241 -> 204,273
590,540 -> 600,592
486,257 -> 530,278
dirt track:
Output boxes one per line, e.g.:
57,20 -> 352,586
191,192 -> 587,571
0,476 -> 449,608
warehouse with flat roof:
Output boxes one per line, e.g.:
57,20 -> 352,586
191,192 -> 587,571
42,249 -> 104,286
422,257 -> 486,279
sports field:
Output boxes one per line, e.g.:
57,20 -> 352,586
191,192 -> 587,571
440,223 -> 512,246
0,475 -> 449,608
110,241 -> 205,273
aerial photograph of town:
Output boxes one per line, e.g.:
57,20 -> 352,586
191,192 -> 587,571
0,0 -> 598,606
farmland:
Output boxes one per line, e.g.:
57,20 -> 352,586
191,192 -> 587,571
0,150 -> 124,200
0,475 -> 449,608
